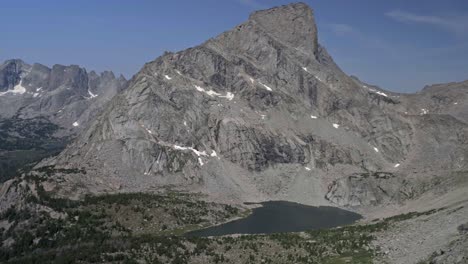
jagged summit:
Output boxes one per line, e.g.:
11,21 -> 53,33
1,58 -> 26,67
249,2 -> 319,57
0,59 -> 30,92
0,59 -> 127,127
0,58 -> 128,182
30,3 -> 468,212
1,4 -> 467,263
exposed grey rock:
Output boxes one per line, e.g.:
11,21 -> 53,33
373,199 -> 468,264
458,222 -> 468,233
325,172 -> 416,207
38,2 -> 467,210
249,2 -> 319,58
0,59 -> 127,181
1,3 -> 467,263
0,60 -> 127,130
0,59 -> 31,92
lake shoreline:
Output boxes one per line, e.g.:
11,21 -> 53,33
186,200 -> 362,237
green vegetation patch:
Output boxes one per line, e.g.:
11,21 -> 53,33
0,188 -> 243,263
0,117 -> 68,182
0,175 -> 444,264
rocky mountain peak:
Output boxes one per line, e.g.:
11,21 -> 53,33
249,2 -> 319,57
0,59 -> 127,126
1,4 -> 467,263
118,74 -> 127,82
0,58 -> 129,182
0,59 -> 30,92
2,59 -> 26,68
32,3 -> 468,213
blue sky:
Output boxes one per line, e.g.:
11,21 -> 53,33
1,0 -> 467,92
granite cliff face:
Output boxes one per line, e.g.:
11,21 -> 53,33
0,59 -> 127,181
33,3 -> 468,208
1,3 -> 468,263
0,59 -> 127,130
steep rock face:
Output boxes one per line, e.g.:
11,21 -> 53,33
0,60 -> 30,92
0,59 -> 127,181
43,3 -> 467,207
249,2 -> 319,58
0,60 -> 127,130
325,172 -> 416,207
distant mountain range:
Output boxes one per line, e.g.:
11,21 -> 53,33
0,3 -> 467,263
0,59 -> 127,181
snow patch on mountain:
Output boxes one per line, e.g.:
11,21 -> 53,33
193,85 -> 234,101
259,82 -> 273,91
219,92 -> 234,101
368,89 -> 388,97
88,89 -> 98,98
173,144 -> 208,157
363,85 -> 389,97
0,80 -> 27,96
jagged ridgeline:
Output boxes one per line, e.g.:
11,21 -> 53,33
0,2 -> 467,264
0,59 -> 127,182
39,2 -> 467,207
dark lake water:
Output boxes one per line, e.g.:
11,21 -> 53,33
186,201 -> 362,237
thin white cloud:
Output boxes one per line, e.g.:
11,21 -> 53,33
385,10 -> 468,36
